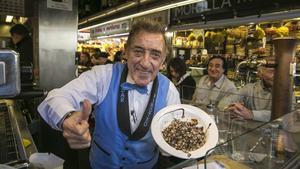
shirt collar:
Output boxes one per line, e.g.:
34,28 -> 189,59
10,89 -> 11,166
260,80 -> 272,92
204,75 -> 225,89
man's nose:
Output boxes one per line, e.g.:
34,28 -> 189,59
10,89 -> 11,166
140,52 -> 151,67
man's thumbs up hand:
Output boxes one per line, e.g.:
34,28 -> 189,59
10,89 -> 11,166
81,99 -> 92,121
62,99 -> 92,149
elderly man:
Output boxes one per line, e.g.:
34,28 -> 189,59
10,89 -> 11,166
38,20 -> 180,169
218,63 -> 275,122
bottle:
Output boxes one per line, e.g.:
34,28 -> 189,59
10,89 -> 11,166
268,123 -> 279,158
206,100 -> 219,124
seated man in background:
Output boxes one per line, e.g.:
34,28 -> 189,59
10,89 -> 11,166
192,55 -> 237,106
218,62 -> 275,122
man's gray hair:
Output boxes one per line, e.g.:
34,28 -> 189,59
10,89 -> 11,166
126,19 -> 169,56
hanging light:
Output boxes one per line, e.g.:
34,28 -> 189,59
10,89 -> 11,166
5,15 -> 13,23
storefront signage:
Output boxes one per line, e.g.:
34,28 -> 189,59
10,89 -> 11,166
133,11 -> 168,25
78,32 -> 90,41
173,1 -> 209,18
90,20 -> 130,37
172,0 -> 254,19
170,0 -> 299,25
211,0 -> 253,10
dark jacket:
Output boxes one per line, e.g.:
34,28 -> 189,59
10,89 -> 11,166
15,35 -> 33,83
16,35 -> 33,66
177,75 -> 196,100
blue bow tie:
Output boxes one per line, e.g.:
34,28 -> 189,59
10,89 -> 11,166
121,82 -> 148,94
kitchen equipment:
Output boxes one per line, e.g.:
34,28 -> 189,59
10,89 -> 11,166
0,50 -> 20,98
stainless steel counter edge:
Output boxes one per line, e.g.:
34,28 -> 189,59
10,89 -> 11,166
2,99 -> 38,161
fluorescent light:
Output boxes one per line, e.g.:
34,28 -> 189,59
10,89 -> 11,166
106,9 -> 117,15
5,15 -> 13,23
19,17 -> 28,24
79,0 -> 203,31
80,2 -> 137,24
96,32 -> 129,39
117,2 -> 136,11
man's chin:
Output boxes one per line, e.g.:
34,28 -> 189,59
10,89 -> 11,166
135,80 -> 151,86
134,77 -> 152,86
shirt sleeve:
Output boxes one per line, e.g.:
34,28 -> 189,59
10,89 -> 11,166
166,82 -> 181,105
38,65 -> 113,130
160,82 -> 179,157
252,110 -> 271,122
217,88 -> 240,111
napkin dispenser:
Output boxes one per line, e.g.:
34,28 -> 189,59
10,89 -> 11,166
0,50 -> 20,98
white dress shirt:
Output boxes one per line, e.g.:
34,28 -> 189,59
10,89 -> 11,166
38,64 -> 181,131
192,75 -> 237,106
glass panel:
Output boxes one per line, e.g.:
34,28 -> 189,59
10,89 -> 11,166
168,107 -> 300,169
165,84 -> 300,168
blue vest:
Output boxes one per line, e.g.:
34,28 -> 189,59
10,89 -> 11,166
90,63 -> 170,169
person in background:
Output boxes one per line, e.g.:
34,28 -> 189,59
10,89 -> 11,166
38,20 -> 180,169
113,51 -> 124,63
192,55 -> 237,107
167,57 -> 196,100
218,62 -> 275,122
76,52 -> 92,77
79,52 -> 92,67
10,24 -> 34,84
91,51 -> 112,65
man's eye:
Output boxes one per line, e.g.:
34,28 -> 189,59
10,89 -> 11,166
134,49 -> 144,55
151,52 -> 161,59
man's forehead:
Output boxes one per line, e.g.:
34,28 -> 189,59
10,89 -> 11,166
209,58 -> 223,64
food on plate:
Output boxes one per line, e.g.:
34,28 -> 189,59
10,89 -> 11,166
162,118 -> 206,153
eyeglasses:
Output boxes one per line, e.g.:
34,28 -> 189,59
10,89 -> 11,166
130,46 -> 163,60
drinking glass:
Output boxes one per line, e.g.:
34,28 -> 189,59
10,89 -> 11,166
231,119 -> 247,161
218,112 -> 231,144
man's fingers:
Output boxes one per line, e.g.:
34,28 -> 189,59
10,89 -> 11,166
234,103 -> 245,111
63,128 -> 90,141
81,99 -> 92,121
63,114 -> 90,135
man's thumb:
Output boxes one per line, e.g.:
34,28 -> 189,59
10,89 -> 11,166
81,99 -> 92,121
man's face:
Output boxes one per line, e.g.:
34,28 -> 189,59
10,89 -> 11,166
261,67 -> 275,87
207,58 -> 225,81
125,31 -> 166,86
80,54 -> 89,64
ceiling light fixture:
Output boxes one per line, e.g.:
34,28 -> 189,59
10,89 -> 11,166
5,15 -> 13,23
79,0 -> 204,31
96,32 -> 129,39
80,1 -> 137,25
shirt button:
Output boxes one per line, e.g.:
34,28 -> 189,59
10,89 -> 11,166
122,157 -> 126,160
120,167 -> 123,169
124,147 -> 129,150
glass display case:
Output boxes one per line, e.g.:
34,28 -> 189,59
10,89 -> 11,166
166,88 -> 300,169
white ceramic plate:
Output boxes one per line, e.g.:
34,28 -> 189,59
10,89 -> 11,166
151,104 -> 218,159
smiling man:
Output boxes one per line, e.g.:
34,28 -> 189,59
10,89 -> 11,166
38,20 -> 180,169
192,55 -> 237,107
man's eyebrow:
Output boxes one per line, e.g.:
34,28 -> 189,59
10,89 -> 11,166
132,45 -> 162,54
132,45 -> 143,49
